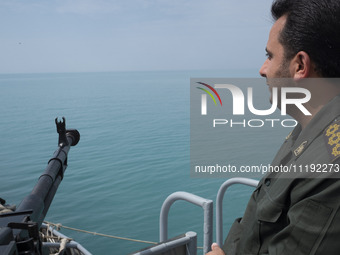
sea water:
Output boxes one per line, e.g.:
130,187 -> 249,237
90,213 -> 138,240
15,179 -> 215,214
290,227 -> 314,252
0,70 -> 289,254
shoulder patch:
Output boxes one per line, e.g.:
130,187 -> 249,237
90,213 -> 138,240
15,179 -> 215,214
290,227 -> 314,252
324,121 -> 340,162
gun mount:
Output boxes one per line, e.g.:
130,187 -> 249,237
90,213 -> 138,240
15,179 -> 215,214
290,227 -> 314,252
0,118 -> 80,255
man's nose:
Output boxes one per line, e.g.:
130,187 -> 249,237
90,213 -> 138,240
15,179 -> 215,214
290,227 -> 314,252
259,59 -> 268,77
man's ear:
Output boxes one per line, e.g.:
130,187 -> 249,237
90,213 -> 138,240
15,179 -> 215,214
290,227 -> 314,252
290,51 -> 312,79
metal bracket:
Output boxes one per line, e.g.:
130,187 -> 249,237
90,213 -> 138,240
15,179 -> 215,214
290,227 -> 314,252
8,221 -> 39,240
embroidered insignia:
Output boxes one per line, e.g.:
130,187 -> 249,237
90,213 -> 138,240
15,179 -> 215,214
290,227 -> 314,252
326,123 -> 340,137
294,141 -> 308,157
332,144 -> 340,157
324,121 -> 340,162
328,132 -> 340,145
286,131 -> 293,140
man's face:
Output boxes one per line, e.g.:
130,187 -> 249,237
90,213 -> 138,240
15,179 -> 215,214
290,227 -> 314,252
259,15 -> 291,79
259,15 -> 292,103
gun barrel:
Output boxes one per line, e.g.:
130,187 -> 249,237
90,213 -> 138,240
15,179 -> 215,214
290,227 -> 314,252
0,118 -> 79,255
16,119 -> 80,227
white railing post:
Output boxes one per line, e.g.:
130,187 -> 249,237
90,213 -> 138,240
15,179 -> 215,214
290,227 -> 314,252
216,178 -> 259,247
160,191 -> 213,255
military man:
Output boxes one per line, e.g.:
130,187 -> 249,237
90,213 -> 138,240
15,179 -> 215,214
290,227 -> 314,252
207,0 -> 340,254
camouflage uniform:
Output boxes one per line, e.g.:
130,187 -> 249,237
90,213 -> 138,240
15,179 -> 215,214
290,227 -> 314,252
223,95 -> 340,255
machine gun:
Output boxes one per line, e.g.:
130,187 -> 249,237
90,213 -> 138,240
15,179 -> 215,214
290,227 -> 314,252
0,118 -> 80,255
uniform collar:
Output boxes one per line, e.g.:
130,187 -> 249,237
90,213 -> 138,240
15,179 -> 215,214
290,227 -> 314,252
290,94 -> 340,158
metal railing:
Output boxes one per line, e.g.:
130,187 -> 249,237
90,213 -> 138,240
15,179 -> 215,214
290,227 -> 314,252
159,191 -> 213,255
41,223 -> 92,255
132,231 -> 197,255
215,178 -> 259,247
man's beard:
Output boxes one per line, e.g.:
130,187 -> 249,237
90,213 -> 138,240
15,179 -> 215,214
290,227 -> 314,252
275,57 -> 291,78
269,58 -> 292,107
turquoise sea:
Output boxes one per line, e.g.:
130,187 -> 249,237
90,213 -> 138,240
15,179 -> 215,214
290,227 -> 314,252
0,70 -> 290,254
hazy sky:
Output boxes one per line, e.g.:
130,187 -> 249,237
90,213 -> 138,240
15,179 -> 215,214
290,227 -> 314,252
0,0 -> 273,74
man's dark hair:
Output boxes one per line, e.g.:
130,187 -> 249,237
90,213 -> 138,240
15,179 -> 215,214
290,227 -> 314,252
271,0 -> 340,77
